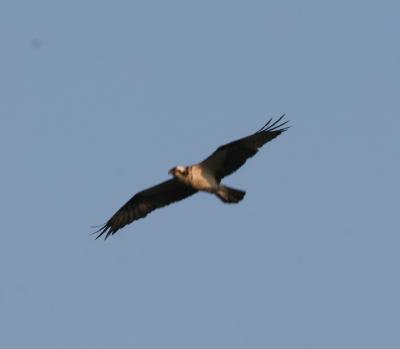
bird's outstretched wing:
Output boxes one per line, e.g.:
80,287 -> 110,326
94,178 -> 197,239
200,115 -> 289,181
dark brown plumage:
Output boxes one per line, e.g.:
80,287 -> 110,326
200,115 -> 289,181
94,179 -> 197,239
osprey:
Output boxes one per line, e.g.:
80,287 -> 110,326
94,115 -> 289,239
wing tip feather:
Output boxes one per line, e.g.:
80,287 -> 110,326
257,114 -> 290,134
91,222 -> 115,240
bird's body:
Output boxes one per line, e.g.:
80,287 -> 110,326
170,164 -> 245,203
94,115 -> 289,239
174,165 -> 219,192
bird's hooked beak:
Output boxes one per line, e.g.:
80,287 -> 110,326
168,167 -> 175,176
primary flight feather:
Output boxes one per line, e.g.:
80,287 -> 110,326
94,115 -> 289,239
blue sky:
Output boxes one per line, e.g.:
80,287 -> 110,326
1,1 -> 399,348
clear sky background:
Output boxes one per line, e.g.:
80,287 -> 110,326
1,1 -> 399,348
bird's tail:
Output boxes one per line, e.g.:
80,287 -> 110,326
216,185 -> 246,204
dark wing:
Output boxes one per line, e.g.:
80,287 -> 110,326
94,178 -> 197,239
200,115 -> 289,181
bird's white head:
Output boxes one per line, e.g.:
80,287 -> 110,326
168,165 -> 189,179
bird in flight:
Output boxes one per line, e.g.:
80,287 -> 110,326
94,115 -> 289,239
